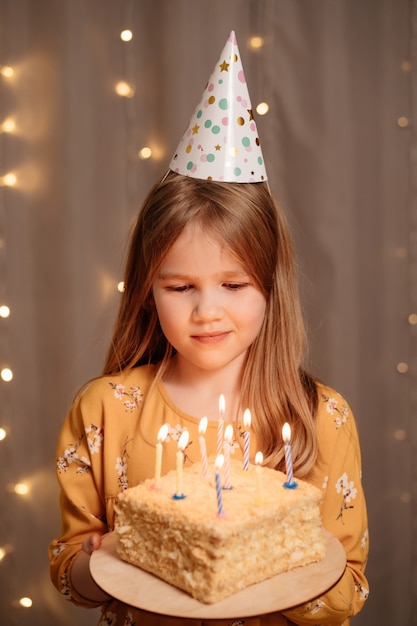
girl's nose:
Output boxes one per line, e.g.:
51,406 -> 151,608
191,290 -> 223,322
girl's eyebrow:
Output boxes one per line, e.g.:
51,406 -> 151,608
157,270 -> 249,280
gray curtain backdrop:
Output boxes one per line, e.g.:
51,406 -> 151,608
0,0 -> 415,624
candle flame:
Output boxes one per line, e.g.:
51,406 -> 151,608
157,424 -> 169,443
178,430 -> 189,451
219,393 -> 225,416
243,408 -> 251,428
255,451 -> 263,465
282,422 -> 291,443
199,416 -> 208,435
224,424 -> 234,443
215,454 -> 224,470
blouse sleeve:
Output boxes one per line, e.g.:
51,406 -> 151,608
283,389 -> 369,626
48,385 -> 109,609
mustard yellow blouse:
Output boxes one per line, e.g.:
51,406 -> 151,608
49,364 -> 369,626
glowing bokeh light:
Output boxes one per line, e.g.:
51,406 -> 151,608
1,368 -> 13,382
0,66 -> 14,78
256,102 -> 269,115
14,483 -> 30,495
2,173 -> 17,186
1,119 -> 15,133
115,81 -> 134,98
120,29 -> 133,42
249,36 -> 265,49
138,146 -> 152,159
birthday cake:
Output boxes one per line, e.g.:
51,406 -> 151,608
114,458 -> 325,604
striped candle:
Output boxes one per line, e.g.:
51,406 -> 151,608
174,430 -> 189,498
282,422 -> 296,488
214,454 -> 225,516
243,408 -> 251,471
223,424 -> 233,489
217,394 -> 225,456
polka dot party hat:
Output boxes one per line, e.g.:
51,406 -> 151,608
169,30 -> 267,183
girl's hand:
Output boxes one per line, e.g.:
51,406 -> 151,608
82,533 -> 103,555
71,533 -> 111,602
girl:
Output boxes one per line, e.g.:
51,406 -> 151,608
49,171 -> 369,626
50,29 -> 368,626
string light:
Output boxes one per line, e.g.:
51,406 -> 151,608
256,102 -> 269,115
0,65 -> 14,78
11,482 -> 30,496
248,36 -> 265,49
1,173 -> 17,187
117,281 -> 125,293
1,119 -> 15,133
19,597 -> 33,608
397,362 -> 409,374
0,305 -> 10,317
115,80 -> 135,98
1,367 -> 13,381
0,427 -> 7,441
120,29 -> 133,42
138,146 -> 152,159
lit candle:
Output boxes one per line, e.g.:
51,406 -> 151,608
223,424 -> 234,489
214,454 -> 225,516
255,451 -> 264,502
154,423 -> 169,488
243,408 -> 251,471
198,417 -> 209,478
174,430 -> 189,499
282,422 -> 297,488
217,394 -> 225,456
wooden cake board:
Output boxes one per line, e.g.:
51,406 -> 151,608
90,530 -> 346,619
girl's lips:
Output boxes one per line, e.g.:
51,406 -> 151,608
191,332 -> 230,344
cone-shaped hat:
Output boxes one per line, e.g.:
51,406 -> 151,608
169,31 -> 267,182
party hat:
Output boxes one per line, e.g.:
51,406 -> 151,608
169,30 -> 267,182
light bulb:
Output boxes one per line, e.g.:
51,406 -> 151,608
19,597 -> 33,608
1,119 -> 15,133
1,368 -> 13,382
138,146 -> 152,159
117,281 -> 125,293
0,305 -> 10,318
120,29 -> 133,42
256,102 -> 269,115
0,66 -> 14,78
1,173 -> 17,186
0,428 -> 7,441
249,36 -> 265,49
115,81 -> 134,98
14,483 -> 29,495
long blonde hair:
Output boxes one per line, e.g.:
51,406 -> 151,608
104,171 -> 318,476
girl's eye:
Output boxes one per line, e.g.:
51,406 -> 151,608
224,282 -> 248,290
167,285 -> 192,293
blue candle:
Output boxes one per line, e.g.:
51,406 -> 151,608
215,454 -> 225,516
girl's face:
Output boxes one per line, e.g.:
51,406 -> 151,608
152,222 -> 266,378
